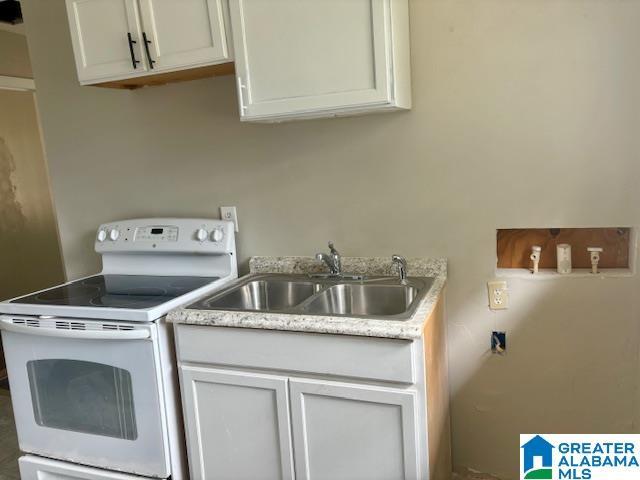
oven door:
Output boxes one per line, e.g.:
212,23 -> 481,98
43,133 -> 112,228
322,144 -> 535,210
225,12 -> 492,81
0,316 -> 170,479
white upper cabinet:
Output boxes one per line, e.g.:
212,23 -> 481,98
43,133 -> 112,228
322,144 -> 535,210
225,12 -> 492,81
137,0 -> 232,73
229,0 -> 411,122
66,0 -> 147,82
66,0 -> 233,85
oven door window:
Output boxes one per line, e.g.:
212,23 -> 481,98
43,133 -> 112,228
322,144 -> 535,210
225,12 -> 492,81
27,359 -> 138,440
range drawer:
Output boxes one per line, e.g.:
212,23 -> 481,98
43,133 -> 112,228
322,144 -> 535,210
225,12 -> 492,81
175,325 -> 415,384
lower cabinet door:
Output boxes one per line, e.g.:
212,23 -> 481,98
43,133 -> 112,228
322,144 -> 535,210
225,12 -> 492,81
180,366 -> 294,480
289,378 -> 420,480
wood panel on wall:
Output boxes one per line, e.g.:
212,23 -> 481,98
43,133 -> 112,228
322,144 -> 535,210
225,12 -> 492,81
423,293 -> 452,480
497,228 -> 630,269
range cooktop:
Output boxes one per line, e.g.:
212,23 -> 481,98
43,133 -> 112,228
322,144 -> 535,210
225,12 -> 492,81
12,275 -> 219,310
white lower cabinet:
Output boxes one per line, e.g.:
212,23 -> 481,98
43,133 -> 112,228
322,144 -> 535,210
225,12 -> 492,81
289,378 -> 419,480
180,365 -> 418,480
180,366 -> 294,480
176,323 -> 451,480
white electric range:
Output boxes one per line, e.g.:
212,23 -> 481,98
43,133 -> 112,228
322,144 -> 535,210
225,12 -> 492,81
0,218 -> 237,480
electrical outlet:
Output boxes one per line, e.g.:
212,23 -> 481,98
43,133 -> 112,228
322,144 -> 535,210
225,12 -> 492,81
220,206 -> 239,232
491,331 -> 506,354
487,280 -> 508,310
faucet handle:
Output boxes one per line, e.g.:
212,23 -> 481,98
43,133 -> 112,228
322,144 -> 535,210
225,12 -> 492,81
391,254 -> 407,266
328,241 -> 339,256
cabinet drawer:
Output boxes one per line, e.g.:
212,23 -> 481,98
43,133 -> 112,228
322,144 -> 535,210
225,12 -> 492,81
175,325 -> 415,384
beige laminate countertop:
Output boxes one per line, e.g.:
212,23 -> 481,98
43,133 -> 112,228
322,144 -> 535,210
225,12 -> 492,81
167,256 -> 447,340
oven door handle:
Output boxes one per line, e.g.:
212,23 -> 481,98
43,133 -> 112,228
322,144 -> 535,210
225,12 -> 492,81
0,319 -> 150,340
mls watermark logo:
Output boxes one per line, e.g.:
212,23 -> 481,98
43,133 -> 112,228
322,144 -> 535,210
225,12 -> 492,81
520,435 -> 554,479
520,434 -> 640,480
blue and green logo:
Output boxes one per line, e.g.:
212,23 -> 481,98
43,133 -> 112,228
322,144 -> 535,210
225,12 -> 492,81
521,435 -> 555,479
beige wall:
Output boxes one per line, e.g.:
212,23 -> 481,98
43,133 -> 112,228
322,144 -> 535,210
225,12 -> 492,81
0,89 -> 66,375
0,90 -> 64,299
0,30 -> 32,78
0,28 -> 64,374
20,1 -> 640,478
0,24 -> 62,298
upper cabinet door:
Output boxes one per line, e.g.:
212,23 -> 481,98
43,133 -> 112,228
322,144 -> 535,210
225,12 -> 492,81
289,378 -> 421,480
66,0 -> 147,83
138,0 -> 232,72
230,0 -> 411,121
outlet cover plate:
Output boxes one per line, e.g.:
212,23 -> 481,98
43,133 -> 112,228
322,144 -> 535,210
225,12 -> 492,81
220,206 -> 239,232
487,280 -> 508,310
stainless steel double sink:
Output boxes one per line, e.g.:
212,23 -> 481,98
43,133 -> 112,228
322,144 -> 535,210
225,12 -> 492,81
189,274 -> 435,320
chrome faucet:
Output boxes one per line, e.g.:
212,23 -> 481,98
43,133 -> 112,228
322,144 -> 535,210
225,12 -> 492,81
391,254 -> 408,284
316,241 -> 342,276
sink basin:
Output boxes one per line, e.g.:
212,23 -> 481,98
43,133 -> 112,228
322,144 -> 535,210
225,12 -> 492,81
302,284 -> 418,317
203,279 -> 317,311
190,274 -> 434,320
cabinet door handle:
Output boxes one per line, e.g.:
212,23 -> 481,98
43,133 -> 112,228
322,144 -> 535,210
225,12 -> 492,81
142,32 -> 156,69
127,32 -> 141,69
236,76 -> 248,113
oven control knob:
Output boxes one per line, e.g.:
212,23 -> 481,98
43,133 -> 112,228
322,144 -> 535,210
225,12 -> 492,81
195,228 -> 208,242
97,229 -> 107,242
211,228 -> 224,242
109,229 -> 120,241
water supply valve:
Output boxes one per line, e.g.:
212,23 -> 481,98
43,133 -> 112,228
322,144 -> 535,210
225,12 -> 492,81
530,245 -> 542,274
587,247 -> 603,274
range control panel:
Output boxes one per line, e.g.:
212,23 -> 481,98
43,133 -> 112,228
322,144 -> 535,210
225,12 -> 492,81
134,225 -> 179,242
95,218 -> 235,254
